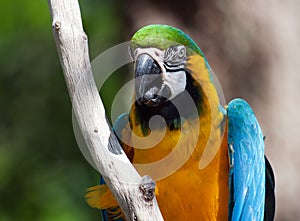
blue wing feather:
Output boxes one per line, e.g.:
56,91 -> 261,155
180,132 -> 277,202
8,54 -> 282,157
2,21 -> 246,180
113,113 -> 130,141
227,98 -> 265,221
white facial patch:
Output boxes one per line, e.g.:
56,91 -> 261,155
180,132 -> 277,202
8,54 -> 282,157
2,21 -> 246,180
162,70 -> 186,100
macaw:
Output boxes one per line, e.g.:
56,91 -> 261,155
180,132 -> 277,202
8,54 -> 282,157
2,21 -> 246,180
86,24 -> 275,221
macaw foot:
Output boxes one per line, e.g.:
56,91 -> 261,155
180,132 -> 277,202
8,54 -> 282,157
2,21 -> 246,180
139,175 -> 156,202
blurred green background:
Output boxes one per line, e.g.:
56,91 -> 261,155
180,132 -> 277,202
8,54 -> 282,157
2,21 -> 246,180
0,0 -> 123,220
1,0 -> 299,220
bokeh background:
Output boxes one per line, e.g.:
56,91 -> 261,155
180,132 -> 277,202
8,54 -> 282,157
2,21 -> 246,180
1,0 -> 299,220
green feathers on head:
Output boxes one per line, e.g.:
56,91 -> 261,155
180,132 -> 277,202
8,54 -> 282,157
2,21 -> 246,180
131,24 -> 204,56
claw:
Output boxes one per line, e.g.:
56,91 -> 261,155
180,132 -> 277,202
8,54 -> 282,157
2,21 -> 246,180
139,175 -> 156,202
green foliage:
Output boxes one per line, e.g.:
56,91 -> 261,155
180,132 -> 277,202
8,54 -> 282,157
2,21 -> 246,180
0,0 -> 123,220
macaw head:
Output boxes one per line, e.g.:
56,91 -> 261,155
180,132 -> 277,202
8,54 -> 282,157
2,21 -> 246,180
129,24 -> 222,132
130,24 -> 206,108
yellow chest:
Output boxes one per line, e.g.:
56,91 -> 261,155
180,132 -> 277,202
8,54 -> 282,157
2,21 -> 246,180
124,117 -> 229,221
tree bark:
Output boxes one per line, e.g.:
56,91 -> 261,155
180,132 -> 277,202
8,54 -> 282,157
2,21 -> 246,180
47,0 -> 164,220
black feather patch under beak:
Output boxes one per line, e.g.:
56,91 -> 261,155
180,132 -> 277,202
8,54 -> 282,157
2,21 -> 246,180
134,53 -> 171,107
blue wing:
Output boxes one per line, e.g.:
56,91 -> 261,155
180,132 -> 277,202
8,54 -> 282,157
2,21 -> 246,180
227,98 -> 266,221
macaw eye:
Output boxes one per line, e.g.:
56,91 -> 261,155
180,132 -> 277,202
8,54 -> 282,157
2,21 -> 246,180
164,45 -> 186,63
177,47 -> 186,59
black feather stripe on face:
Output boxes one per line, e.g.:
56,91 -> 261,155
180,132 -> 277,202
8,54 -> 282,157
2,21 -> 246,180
163,63 -> 185,73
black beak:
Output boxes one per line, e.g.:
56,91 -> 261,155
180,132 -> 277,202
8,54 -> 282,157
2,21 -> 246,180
134,53 -> 171,107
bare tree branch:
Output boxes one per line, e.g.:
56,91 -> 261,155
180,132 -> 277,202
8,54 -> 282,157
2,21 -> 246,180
47,0 -> 164,220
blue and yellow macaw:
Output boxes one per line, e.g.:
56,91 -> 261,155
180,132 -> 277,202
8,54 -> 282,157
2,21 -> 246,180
86,24 -> 275,221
